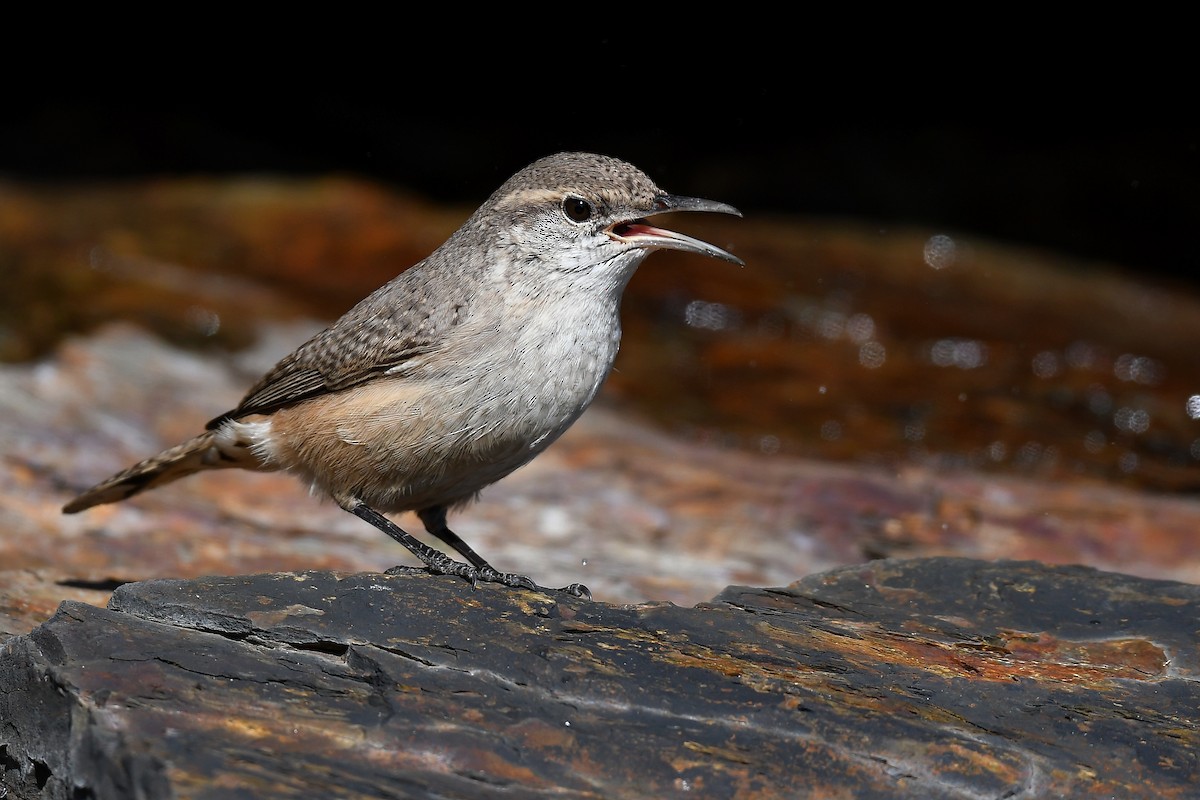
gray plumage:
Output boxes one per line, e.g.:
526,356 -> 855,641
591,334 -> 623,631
63,152 -> 742,593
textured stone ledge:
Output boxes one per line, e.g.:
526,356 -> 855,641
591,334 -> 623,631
2,557 -> 1197,799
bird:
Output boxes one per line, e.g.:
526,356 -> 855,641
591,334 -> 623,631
62,152 -> 743,596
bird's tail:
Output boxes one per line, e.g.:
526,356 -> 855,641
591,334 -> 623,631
63,431 -> 230,513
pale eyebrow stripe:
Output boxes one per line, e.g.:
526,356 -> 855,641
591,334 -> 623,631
492,187 -> 572,210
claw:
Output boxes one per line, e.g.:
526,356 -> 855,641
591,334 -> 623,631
559,583 -> 592,600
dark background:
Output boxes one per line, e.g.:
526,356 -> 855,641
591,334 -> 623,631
3,98 -> 1196,288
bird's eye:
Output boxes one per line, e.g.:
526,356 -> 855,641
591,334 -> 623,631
562,196 -> 593,223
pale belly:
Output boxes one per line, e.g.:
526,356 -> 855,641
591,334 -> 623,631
254,349 -> 614,512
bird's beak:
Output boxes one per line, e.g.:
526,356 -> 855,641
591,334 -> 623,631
608,194 -> 744,266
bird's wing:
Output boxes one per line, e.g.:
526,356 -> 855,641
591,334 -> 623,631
206,270 -> 462,428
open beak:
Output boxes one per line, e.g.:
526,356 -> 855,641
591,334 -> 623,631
608,194 -> 744,266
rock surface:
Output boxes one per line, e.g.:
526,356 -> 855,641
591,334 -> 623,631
3,557 -> 1198,799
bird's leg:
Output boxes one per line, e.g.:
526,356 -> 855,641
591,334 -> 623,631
416,506 -> 536,590
342,499 -> 483,584
418,506 -> 591,599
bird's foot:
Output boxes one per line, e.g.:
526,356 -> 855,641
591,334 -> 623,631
384,552 -> 473,582
420,551 -> 487,585
387,552 -> 539,591
385,559 -> 587,599
474,564 -> 538,591
474,568 -> 590,599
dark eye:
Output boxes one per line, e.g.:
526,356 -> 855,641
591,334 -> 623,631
563,196 -> 593,223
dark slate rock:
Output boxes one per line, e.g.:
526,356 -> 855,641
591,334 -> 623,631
2,558 -> 1198,799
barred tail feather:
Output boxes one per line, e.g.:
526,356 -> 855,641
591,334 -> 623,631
63,431 -> 224,513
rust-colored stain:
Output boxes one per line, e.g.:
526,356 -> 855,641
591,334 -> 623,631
1000,631 -> 1168,677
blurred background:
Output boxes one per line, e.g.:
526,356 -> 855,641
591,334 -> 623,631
4,101 -> 1196,289
2,85 -> 1198,604
4,99 -> 1197,481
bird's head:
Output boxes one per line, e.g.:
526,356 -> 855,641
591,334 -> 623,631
480,152 -> 742,292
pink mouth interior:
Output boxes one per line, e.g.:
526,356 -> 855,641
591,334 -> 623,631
612,221 -> 661,239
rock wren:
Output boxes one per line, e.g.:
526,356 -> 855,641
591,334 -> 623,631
63,152 -> 743,595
